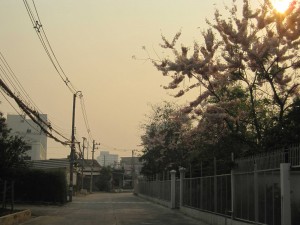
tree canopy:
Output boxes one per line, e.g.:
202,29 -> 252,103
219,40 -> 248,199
0,112 -> 29,179
140,0 -> 300,178
140,102 -> 191,177
154,0 -> 300,147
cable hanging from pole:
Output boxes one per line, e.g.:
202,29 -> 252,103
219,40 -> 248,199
22,0 -> 96,145
23,0 -> 77,94
0,78 -> 71,146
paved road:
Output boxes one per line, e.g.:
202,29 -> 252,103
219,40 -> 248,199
18,193 -> 204,225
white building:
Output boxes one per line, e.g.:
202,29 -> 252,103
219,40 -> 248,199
120,157 -> 143,176
97,151 -> 118,167
6,114 -> 48,160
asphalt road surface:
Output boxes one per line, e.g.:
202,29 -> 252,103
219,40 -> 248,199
18,192 -> 205,225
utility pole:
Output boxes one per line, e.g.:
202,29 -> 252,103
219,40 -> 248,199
90,140 -> 100,193
81,137 -> 86,191
131,150 -> 136,188
69,91 -> 81,202
87,141 -> 89,160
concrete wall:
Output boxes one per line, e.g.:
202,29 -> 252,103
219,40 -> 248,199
137,193 -> 265,225
0,209 -> 31,225
180,206 -> 265,225
137,193 -> 171,208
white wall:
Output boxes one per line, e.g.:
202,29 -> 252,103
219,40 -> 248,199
7,114 -> 48,160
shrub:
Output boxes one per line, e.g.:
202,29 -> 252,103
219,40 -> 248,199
14,169 -> 67,204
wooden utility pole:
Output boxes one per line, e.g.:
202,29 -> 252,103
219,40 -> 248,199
69,91 -> 81,202
90,140 -> 100,193
131,150 -> 136,188
81,137 -> 86,190
69,93 -> 76,202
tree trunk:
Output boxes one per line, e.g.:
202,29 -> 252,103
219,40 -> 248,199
249,87 -> 262,143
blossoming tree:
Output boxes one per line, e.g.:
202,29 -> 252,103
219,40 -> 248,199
153,0 -> 300,148
140,102 -> 192,178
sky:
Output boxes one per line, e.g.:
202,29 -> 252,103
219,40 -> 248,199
0,0 -> 260,160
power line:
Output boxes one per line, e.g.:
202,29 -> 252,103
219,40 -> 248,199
22,0 -> 95,145
0,51 -> 72,144
0,77 -> 70,145
0,91 -> 40,134
99,143 -> 138,153
23,0 -> 77,94
0,52 -> 40,111
79,96 -> 93,142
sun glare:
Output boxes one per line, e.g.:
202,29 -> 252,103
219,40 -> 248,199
271,0 -> 294,13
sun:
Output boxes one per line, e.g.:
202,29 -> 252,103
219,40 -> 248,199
271,0 -> 294,13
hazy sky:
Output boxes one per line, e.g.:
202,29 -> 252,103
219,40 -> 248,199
0,0 -> 258,159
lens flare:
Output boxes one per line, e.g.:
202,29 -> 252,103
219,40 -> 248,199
271,0 -> 294,13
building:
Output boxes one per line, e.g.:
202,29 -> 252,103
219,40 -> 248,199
6,114 -> 48,160
120,157 -> 143,176
29,158 -> 74,184
97,151 -> 118,167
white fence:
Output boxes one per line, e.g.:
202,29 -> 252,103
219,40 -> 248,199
135,147 -> 300,225
137,180 -> 171,202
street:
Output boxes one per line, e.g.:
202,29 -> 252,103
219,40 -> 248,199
18,192 -> 205,225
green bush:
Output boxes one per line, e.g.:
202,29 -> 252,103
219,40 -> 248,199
14,169 -> 67,204
95,167 -> 112,192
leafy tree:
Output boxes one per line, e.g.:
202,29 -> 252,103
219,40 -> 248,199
111,168 -> 125,189
0,112 -> 29,179
263,97 -> 300,149
95,166 -> 112,192
152,0 -> 300,150
140,102 -> 191,178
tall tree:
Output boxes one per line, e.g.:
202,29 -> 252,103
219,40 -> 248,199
140,102 -> 191,178
0,112 -> 29,179
153,0 -> 300,149
263,97 -> 300,148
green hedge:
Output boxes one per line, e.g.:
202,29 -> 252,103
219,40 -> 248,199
14,169 -> 67,204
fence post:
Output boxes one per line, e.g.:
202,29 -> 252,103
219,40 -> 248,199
170,170 -> 176,209
254,161 -> 258,222
133,178 -> 138,195
179,167 -> 186,208
231,153 -> 235,219
2,180 -> 7,209
214,157 -> 217,213
200,161 -> 203,209
280,163 -> 291,225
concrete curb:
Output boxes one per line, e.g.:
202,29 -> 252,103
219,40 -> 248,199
0,209 -> 31,225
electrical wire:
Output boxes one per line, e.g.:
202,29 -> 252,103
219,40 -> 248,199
0,51 -> 72,143
23,0 -> 77,94
0,77 -> 71,145
23,0 -> 95,146
0,52 -> 40,111
99,143 -> 136,153
0,90 -> 40,134
79,96 -> 93,142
